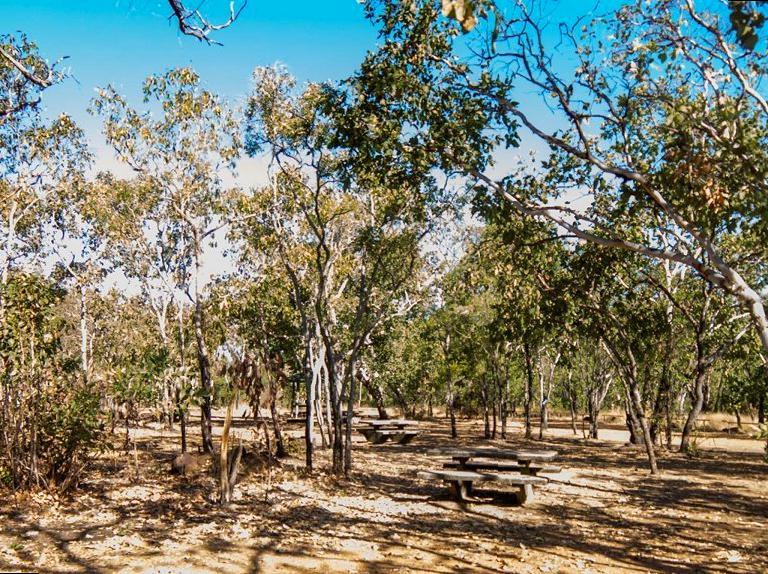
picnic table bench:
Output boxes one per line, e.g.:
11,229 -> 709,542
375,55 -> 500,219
358,419 -> 421,445
365,419 -> 419,429
417,470 -> 547,504
419,448 -> 560,504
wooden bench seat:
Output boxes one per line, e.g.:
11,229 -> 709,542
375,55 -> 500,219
383,430 -> 419,444
443,460 -> 562,475
417,469 -> 547,504
365,419 -> 419,427
359,428 -> 420,444
430,448 -> 558,462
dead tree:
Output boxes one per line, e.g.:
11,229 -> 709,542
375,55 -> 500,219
166,0 -> 247,44
219,399 -> 243,506
227,351 -> 287,459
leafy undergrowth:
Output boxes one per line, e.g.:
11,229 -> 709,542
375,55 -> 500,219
1,418 -> 766,574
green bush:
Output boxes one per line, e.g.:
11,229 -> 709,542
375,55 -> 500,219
0,273 -> 106,491
0,466 -> 12,488
38,382 -> 106,487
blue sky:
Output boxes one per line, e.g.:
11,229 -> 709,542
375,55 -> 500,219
3,0 -> 608,172
4,0 -> 378,170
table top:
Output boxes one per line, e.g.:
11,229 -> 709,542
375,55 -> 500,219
429,447 -> 558,462
364,419 -> 420,427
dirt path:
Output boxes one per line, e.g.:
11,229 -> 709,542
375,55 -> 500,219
539,420 -> 766,454
1,417 -> 766,573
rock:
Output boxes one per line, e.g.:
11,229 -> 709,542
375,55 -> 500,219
170,452 -> 210,476
58,529 -> 81,542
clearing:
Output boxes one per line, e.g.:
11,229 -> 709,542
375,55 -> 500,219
1,416 -> 766,574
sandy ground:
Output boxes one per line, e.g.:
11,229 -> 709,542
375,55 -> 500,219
1,414 -> 766,574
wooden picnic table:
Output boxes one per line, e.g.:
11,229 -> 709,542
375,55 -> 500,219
358,419 -> 421,445
430,447 -> 557,469
420,448 -> 560,503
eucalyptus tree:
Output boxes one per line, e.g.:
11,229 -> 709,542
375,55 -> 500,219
566,245 -> 669,472
0,34 -> 62,124
0,40 -> 89,425
570,340 -> 615,440
713,341 -> 766,428
355,0 -> 768,375
240,68 -> 356,470
461,231 -> 511,438
85,177 -> 183,351
243,65 -> 428,474
474,198 -> 571,440
232,174 -> 327,469
83,175 -> 193,431
617,235 -> 757,450
668,272 -> 754,451
429,253 -> 484,438
436,227 -> 519,439
50,258 -> 104,384
369,310 -> 438,418
211,269 -> 302,459
88,290 -> 170,440
424,304 -> 468,439
641,257 -> 690,448
93,68 -> 242,454
0,99 -> 88,288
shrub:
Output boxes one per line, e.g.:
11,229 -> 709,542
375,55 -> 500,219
0,273 -> 106,491
38,382 -> 106,488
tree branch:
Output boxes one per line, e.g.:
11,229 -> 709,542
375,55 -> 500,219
167,0 -> 247,45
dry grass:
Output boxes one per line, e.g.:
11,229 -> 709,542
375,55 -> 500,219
1,415 -> 766,574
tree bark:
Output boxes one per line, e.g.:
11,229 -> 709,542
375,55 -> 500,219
626,402 -> 641,445
359,371 -> 389,419
191,246 -> 214,455
680,362 -> 707,452
587,358 -> 612,440
567,373 -> 578,436
448,376 -> 457,439
79,284 -> 88,384
602,338 -> 658,474
481,383 -> 490,439
343,361 -> 358,477
627,383 -> 658,473
538,362 -> 548,440
491,394 -> 497,439
679,288 -> 714,453
270,390 -> 286,458
176,387 -> 187,454
193,294 -> 214,454
305,363 -> 315,470
538,350 -> 559,440
220,400 -> 233,506
319,326 -> 344,475
523,342 -> 534,440
498,368 -> 508,440
651,318 -> 675,447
